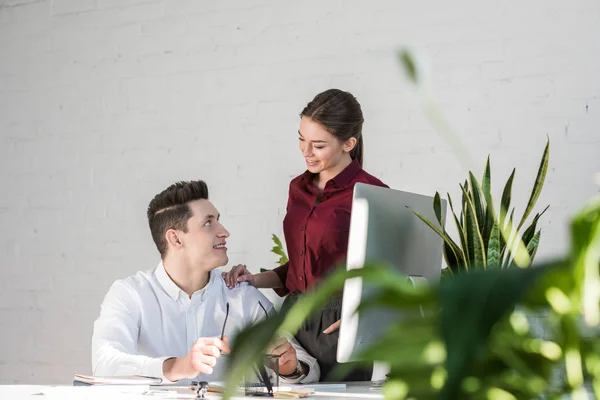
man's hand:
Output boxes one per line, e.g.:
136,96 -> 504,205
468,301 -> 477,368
323,319 -> 340,334
222,264 -> 255,289
266,337 -> 300,377
163,336 -> 230,381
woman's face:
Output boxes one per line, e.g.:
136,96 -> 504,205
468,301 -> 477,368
298,117 -> 354,175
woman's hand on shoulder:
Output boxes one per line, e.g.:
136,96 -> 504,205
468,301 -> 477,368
222,264 -> 255,289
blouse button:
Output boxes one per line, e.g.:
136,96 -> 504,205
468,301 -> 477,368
300,250 -> 304,256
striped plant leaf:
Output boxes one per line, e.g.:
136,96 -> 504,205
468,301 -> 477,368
522,205 -> 550,247
409,207 -> 466,267
482,200 -> 495,253
482,155 -> 492,207
448,193 -> 469,268
502,212 -> 532,269
462,180 -> 469,228
443,240 -> 462,271
433,192 -> 443,226
500,168 -> 516,229
517,138 -> 550,231
487,219 -> 501,268
500,208 -> 515,263
469,171 -> 486,232
527,230 -> 541,263
461,184 -> 486,269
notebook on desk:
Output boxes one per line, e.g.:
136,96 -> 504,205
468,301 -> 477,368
73,374 -> 162,386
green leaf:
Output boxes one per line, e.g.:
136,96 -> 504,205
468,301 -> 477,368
224,263 -> 375,398
500,169 -> 516,229
570,195 -> 600,326
448,194 -> 469,269
440,266 -> 549,399
462,179 -> 469,228
526,230 -> 541,263
279,262 -> 421,335
399,49 -> 418,84
461,184 -> 486,269
443,240 -> 461,271
482,155 -> 492,207
500,208 -> 514,262
469,171 -> 487,233
272,234 -> 284,248
482,200 -> 495,254
270,234 -> 288,265
517,138 -> 550,231
410,207 -> 465,267
434,192 -> 443,226
223,311 -> 287,399
521,205 -> 549,247
487,220 -> 501,269
502,209 -> 532,269
355,284 -> 437,314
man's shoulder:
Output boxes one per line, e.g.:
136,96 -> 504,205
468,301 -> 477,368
212,269 -> 271,303
212,268 -> 252,295
107,269 -> 155,296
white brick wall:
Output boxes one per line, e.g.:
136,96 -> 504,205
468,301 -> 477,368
1,0 -> 599,384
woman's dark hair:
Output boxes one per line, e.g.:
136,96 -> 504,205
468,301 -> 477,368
300,89 -> 364,166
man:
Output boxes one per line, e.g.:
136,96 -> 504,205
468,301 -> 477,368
92,180 -> 319,383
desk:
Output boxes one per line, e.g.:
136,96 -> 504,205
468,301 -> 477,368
0,382 -> 384,400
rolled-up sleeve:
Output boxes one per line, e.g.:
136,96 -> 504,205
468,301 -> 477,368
272,262 -> 290,297
279,333 -> 320,384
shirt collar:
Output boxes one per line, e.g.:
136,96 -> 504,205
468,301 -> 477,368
155,262 -> 183,301
299,158 -> 362,189
154,262 -> 215,301
331,157 -> 361,187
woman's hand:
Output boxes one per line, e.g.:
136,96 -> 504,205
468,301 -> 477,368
222,264 -> 255,289
323,319 -> 340,334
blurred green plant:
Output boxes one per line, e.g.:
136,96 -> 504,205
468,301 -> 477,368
225,197 -> 599,399
223,49 -> 599,400
259,234 -> 288,273
411,140 -> 550,274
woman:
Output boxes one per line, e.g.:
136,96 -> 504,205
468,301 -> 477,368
223,89 -> 388,381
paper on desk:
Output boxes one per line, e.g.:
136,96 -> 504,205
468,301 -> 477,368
39,386 -> 151,399
74,374 -> 162,385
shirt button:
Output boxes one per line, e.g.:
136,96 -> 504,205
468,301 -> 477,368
300,226 -> 304,231
300,250 -> 304,256
299,277 -> 303,281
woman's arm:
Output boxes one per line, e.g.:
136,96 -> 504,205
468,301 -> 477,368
222,265 -> 284,289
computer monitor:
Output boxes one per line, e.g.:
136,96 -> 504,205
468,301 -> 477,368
337,183 -> 447,364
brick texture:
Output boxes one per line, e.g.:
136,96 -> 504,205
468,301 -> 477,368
1,0 -> 599,384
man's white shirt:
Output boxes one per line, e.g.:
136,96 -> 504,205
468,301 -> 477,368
92,263 -> 319,383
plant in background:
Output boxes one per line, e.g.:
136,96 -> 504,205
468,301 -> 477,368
222,49 -> 599,399
259,234 -> 288,273
225,199 -> 600,399
270,234 -> 288,266
411,141 -> 550,274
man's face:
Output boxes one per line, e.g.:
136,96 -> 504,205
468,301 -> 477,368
174,199 -> 230,270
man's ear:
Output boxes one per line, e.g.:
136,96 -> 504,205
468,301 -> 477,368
166,229 -> 182,249
343,137 -> 357,153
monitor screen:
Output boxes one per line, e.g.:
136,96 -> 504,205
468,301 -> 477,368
337,183 -> 447,365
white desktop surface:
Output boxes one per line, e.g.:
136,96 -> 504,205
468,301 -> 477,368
0,382 -> 384,399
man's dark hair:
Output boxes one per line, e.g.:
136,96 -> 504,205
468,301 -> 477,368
147,180 -> 209,258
